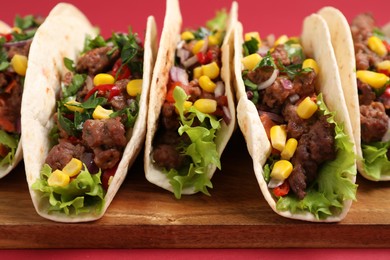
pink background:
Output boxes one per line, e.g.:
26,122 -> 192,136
1,0 -> 390,257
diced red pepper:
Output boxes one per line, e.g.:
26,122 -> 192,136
84,84 -> 115,101
383,40 -> 390,53
273,180 -> 290,197
196,50 -> 215,65
112,59 -> 131,80
102,165 -> 117,191
260,113 -> 276,140
108,85 -> 121,101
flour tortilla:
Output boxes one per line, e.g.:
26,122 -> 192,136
21,3 -> 157,222
0,22 -> 23,179
234,14 -> 356,222
144,0 -> 237,195
319,7 -> 390,181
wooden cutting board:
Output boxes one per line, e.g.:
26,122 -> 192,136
0,131 -> 389,248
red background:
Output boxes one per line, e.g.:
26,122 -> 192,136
1,0 -> 390,258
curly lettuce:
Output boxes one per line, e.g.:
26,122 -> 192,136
0,130 -> 18,167
164,87 -> 221,199
274,93 -> 357,219
362,141 -> 390,180
32,164 -> 105,216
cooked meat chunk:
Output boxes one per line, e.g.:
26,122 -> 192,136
76,47 -> 120,75
360,102 -> 389,143
45,141 -> 85,170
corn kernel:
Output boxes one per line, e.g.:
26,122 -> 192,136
376,60 -> 390,74
367,36 -> 388,57
62,158 -> 83,177
92,105 -> 113,119
12,27 -> 22,34
297,97 -> 318,119
242,53 -> 262,71
126,79 -> 143,96
281,138 -> 298,160
10,54 -> 28,76
270,160 -> 293,180
181,31 -> 195,41
192,40 -> 205,54
356,70 -> 389,89
175,100 -> 193,114
245,32 -> 261,46
48,170 -> 70,187
208,35 -> 219,46
93,73 -> 115,86
64,100 -> 84,113
194,99 -> 217,114
270,125 -> 287,151
302,58 -> 319,75
202,62 -> 220,79
193,66 -> 203,79
199,75 -> 217,93
274,35 -> 289,46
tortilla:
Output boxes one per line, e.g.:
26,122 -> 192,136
144,0 -> 237,196
234,14 -> 357,222
21,3 -> 157,222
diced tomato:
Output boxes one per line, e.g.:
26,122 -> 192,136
383,40 -> 390,52
273,181 -> 290,197
166,81 -> 184,103
102,165 -> 117,191
260,113 -> 276,139
0,118 -> 15,132
84,84 -> 115,101
0,33 -> 12,42
108,85 -> 121,101
378,69 -> 390,76
111,59 -> 131,80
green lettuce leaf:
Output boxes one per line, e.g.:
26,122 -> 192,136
362,141 -> 390,180
206,9 -> 228,32
274,93 -> 357,219
0,130 -> 19,167
31,164 -> 105,216
163,87 -> 221,199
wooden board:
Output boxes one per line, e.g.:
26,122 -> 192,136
0,130 -> 390,249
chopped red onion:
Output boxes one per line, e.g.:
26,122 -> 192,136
382,120 -> 390,142
85,76 -> 93,91
280,77 -> 293,90
257,69 -> 279,90
288,94 -> 300,104
170,66 -> 189,85
199,37 -> 209,54
3,39 -> 32,48
222,106 -> 231,125
183,55 -> 198,68
257,46 -> 270,57
268,178 -> 284,188
214,81 -> 225,97
177,48 -> 190,64
258,110 -> 284,124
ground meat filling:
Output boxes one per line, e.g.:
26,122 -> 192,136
76,47 -> 120,75
45,141 -> 85,171
351,13 -> 390,143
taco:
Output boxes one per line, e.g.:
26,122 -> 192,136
144,0 -> 237,199
21,3 -> 157,222
233,14 -> 357,221
319,7 -> 390,181
0,15 -> 43,179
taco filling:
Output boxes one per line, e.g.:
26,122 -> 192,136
350,14 -> 390,179
241,33 -> 356,218
32,30 -> 144,215
0,15 -> 43,168
151,12 -> 231,199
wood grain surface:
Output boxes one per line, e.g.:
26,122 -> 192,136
0,130 -> 389,249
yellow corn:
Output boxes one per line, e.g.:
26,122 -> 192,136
376,60 -> 390,74
274,35 -> 289,46
302,58 -> 319,75
199,75 -> 217,93
12,27 -> 22,34
367,36 -> 388,57
93,73 -> 115,86
242,53 -> 262,71
192,40 -> 205,54
62,158 -> 83,177
175,100 -> 193,114
208,35 -> 219,46
297,97 -> 318,119
48,170 -> 70,187
10,54 -> 28,76
280,138 -> 298,160
181,31 -> 195,41
194,99 -> 217,114
193,66 -> 203,79
126,79 -> 143,96
64,100 -> 84,113
202,62 -> 220,79
270,125 -> 287,151
244,32 -> 261,46
270,160 -> 293,180
356,70 -> 389,89
92,105 -> 113,119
